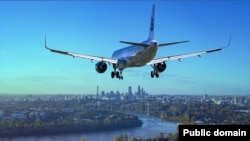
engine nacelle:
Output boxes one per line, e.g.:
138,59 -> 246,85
95,62 -> 107,73
154,62 -> 167,73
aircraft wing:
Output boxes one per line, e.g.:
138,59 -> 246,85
147,35 -> 231,65
45,37 -> 118,64
148,37 -> 231,65
147,47 -> 223,65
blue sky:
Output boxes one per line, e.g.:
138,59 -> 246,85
0,1 -> 250,95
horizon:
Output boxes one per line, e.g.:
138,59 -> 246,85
1,1 -> 250,95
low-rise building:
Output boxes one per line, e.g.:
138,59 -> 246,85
11,111 -> 26,119
0,110 -> 3,118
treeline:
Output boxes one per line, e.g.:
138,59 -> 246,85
0,115 -> 142,137
1,96 -> 249,139
0,99 -> 143,137
123,100 -> 250,124
109,100 -> 250,141
157,101 -> 250,124
112,132 -> 178,141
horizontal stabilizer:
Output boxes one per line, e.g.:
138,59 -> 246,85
120,41 -> 149,47
159,40 -> 189,47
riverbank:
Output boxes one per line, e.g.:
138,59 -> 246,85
0,114 -> 179,141
0,114 -> 143,138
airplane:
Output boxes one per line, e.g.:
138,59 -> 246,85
45,4 -> 230,80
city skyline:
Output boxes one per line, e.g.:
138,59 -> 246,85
0,84 -> 248,96
1,1 -> 250,95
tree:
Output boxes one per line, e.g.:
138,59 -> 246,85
182,112 -> 190,124
113,136 -> 119,141
34,118 -> 41,128
158,132 -> 164,139
160,111 -> 166,119
80,137 -> 87,141
124,134 -> 128,141
167,133 -> 176,141
130,137 -> 137,141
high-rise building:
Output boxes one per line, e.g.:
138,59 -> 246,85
203,94 -> 208,101
138,85 -> 141,96
232,96 -> 236,104
101,91 -> 105,97
128,86 -> 132,96
96,85 -> 99,99
110,91 -> 114,96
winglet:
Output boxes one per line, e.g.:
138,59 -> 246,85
222,34 -> 231,49
206,34 -> 231,53
45,35 -> 48,49
226,34 -> 232,48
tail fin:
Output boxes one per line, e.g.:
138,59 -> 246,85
148,4 -> 155,40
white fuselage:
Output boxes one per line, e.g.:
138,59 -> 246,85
111,40 -> 158,70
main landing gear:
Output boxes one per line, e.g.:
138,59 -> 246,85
111,65 -> 123,80
111,71 -> 123,80
151,70 -> 159,78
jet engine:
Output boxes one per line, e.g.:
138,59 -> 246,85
154,62 -> 167,72
95,62 -> 107,73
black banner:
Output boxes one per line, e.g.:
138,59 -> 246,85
179,125 -> 250,141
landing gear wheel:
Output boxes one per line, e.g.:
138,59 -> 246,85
118,71 -> 123,80
150,71 -> 159,78
155,71 -> 159,78
111,71 -> 115,78
151,71 -> 154,78
115,71 -> 120,78
112,65 -> 124,80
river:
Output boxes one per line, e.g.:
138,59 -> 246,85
0,114 -> 179,141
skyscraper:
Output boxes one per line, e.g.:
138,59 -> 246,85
138,85 -> 141,96
96,85 -> 99,99
128,86 -> 132,96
